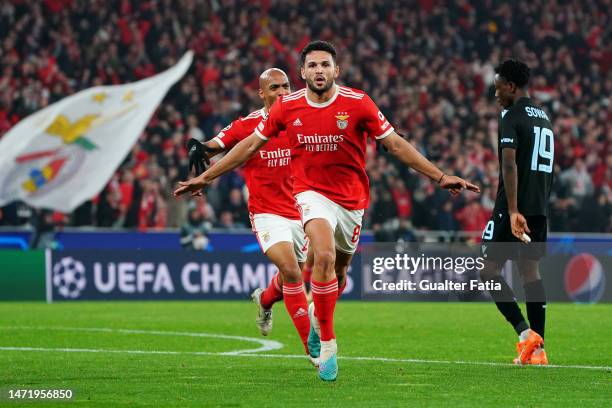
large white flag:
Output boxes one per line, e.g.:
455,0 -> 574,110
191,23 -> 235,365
0,51 -> 193,212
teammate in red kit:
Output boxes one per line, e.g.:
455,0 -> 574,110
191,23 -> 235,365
182,68 -> 314,364
175,41 -> 480,381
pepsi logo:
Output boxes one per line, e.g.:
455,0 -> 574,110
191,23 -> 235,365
564,253 -> 605,303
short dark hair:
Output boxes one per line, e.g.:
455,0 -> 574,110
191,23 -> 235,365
495,59 -> 530,88
300,41 -> 337,66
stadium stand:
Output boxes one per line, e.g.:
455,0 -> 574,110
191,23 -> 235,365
0,0 -> 610,235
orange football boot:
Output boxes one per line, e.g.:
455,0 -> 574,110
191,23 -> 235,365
513,329 -> 544,365
528,348 -> 548,365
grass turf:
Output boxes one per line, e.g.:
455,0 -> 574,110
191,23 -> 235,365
0,301 -> 610,407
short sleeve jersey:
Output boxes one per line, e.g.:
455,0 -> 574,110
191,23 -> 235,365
254,86 -> 394,210
495,97 -> 555,216
213,109 -> 299,219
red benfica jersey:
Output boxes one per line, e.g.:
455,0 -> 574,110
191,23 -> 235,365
213,108 -> 300,219
254,85 -> 394,210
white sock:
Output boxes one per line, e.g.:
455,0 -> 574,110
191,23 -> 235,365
308,303 -> 321,337
519,329 -> 531,342
320,339 -> 337,361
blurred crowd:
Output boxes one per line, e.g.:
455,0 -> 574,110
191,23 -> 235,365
0,0 -> 610,238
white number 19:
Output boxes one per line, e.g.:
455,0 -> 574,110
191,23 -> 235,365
531,126 -> 554,173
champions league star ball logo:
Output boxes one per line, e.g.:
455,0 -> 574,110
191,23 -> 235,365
53,256 -> 87,299
564,253 -> 606,304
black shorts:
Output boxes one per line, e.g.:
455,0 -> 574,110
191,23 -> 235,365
480,212 -> 547,261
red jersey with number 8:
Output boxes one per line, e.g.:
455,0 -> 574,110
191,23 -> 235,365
254,85 -> 394,210
213,108 -> 299,219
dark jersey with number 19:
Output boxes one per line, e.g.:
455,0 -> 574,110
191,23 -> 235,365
494,97 -> 554,217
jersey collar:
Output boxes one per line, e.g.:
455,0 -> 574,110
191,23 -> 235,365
260,107 -> 268,119
305,84 -> 339,108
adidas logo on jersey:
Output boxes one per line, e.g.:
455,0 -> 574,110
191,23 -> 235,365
293,118 -> 303,127
293,307 -> 307,318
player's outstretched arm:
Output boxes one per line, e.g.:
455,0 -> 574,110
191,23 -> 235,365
202,140 -> 225,158
380,132 -> 480,195
174,132 -> 267,197
199,140 -> 226,164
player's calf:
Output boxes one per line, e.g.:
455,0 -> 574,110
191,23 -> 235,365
480,262 -> 530,334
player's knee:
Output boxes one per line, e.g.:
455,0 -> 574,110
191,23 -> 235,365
276,262 -> 302,284
314,249 -> 336,274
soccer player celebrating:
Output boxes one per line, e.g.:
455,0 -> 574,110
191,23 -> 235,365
480,59 -> 554,365
186,68 -> 314,363
175,41 -> 480,380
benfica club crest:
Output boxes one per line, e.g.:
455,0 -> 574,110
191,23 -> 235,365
14,114 -> 99,195
0,51 -> 194,212
335,112 -> 349,130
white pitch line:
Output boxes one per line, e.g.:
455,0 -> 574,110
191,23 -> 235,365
1,326 -> 610,371
244,353 -> 612,371
0,326 -> 282,355
0,346 -> 282,358
0,346 -> 610,372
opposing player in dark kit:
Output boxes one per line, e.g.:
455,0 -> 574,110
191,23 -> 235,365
480,59 -> 554,365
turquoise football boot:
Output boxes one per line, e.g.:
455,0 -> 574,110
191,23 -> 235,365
307,302 -> 320,358
318,352 -> 338,381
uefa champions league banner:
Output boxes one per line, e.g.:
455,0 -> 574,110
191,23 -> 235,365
45,243 -> 609,303
46,250 -> 361,302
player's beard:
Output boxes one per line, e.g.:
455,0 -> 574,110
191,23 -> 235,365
306,76 -> 334,96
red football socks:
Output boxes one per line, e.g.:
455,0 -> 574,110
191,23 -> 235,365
302,264 -> 312,285
260,273 -> 283,309
282,282 -> 310,353
311,278 -> 338,341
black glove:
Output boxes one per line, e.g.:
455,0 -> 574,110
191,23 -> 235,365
187,138 -> 212,176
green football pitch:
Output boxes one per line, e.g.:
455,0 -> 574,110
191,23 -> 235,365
0,301 -> 610,407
